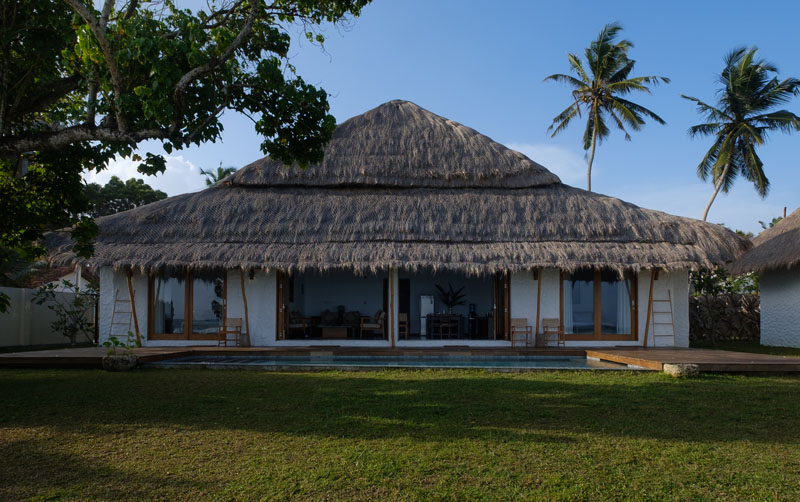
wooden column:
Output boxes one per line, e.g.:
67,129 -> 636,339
389,267 -> 397,348
642,268 -> 657,348
534,269 -> 542,341
125,269 -> 142,346
240,268 -> 251,346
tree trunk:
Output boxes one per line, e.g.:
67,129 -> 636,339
701,162 -> 731,221
586,124 -> 598,191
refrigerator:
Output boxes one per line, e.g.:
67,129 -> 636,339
419,295 -> 435,338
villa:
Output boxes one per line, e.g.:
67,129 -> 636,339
46,100 -> 748,348
729,208 -> 800,348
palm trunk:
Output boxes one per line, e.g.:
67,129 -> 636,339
586,125 -> 598,192
701,163 -> 731,221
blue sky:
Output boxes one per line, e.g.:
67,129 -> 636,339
87,0 -> 800,234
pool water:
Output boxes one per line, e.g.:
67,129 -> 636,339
148,355 -> 642,371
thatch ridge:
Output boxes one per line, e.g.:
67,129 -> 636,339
44,182 -> 749,275
229,100 -> 561,189
728,207 -> 800,274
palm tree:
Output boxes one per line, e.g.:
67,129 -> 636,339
545,23 -> 669,191
200,164 -> 237,186
682,48 -> 800,221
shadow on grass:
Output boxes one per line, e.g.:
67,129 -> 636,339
0,436 -> 209,500
1,369 -> 799,446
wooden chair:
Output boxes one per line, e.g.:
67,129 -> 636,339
542,318 -> 565,348
510,318 -> 533,347
360,310 -> 386,339
398,313 -> 409,339
287,311 -> 308,338
217,318 -> 243,347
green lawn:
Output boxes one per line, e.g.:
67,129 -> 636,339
691,340 -> 800,358
2,369 -> 799,501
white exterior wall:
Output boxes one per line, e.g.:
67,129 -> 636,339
760,268 -> 800,348
98,267 -> 148,345
510,268 -> 689,348
97,266 -> 690,348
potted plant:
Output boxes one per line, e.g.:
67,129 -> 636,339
435,283 -> 466,313
102,331 -> 139,371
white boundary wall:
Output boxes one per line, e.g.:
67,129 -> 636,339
760,268 -> 800,348
0,286 -> 94,347
99,266 -> 689,348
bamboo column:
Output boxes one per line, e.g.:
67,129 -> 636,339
642,269 -> 657,347
240,269 -> 251,346
535,269 -> 542,345
125,270 -> 142,346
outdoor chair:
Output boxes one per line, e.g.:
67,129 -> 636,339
510,318 -> 533,347
398,313 -> 409,339
217,317 -> 243,347
360,310 -> 386,339
542,318 -> 565,348
287,311 -> 308,338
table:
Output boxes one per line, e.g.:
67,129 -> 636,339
320,326 -> 349,339
426,314 -> 464,339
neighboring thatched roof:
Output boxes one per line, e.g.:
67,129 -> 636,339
728,208 -> 800,274
45,100 -> 749,275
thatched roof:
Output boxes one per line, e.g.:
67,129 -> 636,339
728,208 -> 800,274
45,100 -> 749,274
230,100 -> 560,188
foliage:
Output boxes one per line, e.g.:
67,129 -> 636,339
84,176 -> 167,217
200,163 -> 238,186
102,331 -> 139,356
682,48 -> 800,221
31,279 -> 98,345
544,23 -> 669,191
0,0 -> 370,287
759,215 -> 784,230
434,282 -> 466,310
690,267 -> 759,296
2,370 -> 800,500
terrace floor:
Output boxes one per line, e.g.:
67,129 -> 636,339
1,345 -> 799,372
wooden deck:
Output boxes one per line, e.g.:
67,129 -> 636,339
0,346 -> 799,372
586,348 -> 800,372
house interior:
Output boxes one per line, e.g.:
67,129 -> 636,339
278,270 -> 508,340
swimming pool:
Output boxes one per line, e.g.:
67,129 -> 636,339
147,354 -> 644,371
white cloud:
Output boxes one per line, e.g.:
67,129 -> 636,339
504,142 -> 585,185
83,155 -> 207,196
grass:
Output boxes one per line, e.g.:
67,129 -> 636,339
1,369 -> 800,501
691,340 -> 800,358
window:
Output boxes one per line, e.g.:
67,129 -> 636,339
561,269 -> 637,340
149,270 -> 226,340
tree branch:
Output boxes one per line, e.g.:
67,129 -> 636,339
0,125 -> 172,154
61,0 -> 129,133
169,0 -> 258,134
6,75 -> 82,124
100,0 -> 113,27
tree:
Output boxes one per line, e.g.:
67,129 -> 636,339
0,0 -> 370,311
682,48 -> 800,221
759,216 -> 784,230
544,23 -> 669,191
200,164 -> 238,186
84,176 -> 168,217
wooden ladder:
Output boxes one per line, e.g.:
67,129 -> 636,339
109,289 -> 133,337
649,289 -> 675,347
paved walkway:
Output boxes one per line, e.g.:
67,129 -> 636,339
1,346 -> 798,372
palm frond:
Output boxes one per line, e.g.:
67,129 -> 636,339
547,103 -> 581,137
543,73 -> 587,90
613,97 -> 666,125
